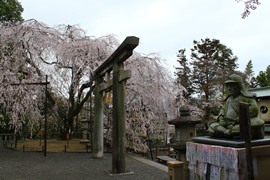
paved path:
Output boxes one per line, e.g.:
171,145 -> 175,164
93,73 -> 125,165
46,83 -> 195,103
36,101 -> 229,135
0,146 -> 168,180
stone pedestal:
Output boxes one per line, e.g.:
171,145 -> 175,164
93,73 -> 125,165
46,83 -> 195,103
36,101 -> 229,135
80,119 -> 89,143
192,136 -> 270,148
168,106 -> 201,179
186,142 -> 270,179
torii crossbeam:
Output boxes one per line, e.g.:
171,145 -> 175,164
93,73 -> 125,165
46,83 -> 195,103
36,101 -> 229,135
93,36 -> 139,174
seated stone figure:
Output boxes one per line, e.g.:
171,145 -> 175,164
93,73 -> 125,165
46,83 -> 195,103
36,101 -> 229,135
208,74 -> 265,139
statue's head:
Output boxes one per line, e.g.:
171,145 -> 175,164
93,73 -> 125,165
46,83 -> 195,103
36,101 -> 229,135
225,74 -> 255,98
225,74 -> 243,85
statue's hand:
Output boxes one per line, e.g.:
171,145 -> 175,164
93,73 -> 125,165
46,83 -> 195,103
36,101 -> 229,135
225,117 -> 239,126
218,115 -> 224,121
219,119 -> 227,126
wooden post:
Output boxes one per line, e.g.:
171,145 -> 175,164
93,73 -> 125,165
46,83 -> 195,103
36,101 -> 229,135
93,79 -> 104,158
89,73 -> 94,153
167,161 -> 184,180
112,63 -> 126,173
239,102 -> 254,180
44,75 -> 48,157
146,124 -> 153,160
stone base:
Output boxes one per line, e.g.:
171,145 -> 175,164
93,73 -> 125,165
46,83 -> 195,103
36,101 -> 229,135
192,136 -> 270,148
187,142 -> 270,179
104,170 -> 134,176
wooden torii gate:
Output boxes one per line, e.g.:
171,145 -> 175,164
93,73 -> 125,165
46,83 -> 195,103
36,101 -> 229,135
93,36 -> 139,173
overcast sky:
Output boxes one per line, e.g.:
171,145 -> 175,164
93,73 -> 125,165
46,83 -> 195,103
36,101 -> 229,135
20,0 -> 270,77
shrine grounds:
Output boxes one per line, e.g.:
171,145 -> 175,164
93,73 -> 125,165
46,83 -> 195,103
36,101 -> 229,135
0,144 -> 168,180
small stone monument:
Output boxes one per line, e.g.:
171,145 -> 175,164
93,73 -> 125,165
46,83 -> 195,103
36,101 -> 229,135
168,106 -> 201,180
80,119 -> 90,143
168,106 -> 201,161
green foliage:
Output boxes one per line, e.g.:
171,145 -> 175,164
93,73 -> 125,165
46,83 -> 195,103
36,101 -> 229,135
151,140 -> 164,146
254,65 -> 270,87
175,49 -> 193,99
243,60 -> 256,88
0,0 -> 24,23
175,38 -> 238,123
190,38 -> 238,100
0,114 -> 11,133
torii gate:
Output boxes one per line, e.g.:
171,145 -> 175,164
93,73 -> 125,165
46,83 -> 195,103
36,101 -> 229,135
93,36 -> 139,174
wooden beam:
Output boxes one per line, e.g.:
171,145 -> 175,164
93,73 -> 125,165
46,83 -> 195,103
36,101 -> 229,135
98,70 -> 131,92
99,80 -> 113,92
9,82 -> 50,86
94,36 -> 139,77
119,70 -> 131,82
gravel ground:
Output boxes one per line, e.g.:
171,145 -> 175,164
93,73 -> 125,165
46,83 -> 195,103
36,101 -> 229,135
0,146 -> 168,180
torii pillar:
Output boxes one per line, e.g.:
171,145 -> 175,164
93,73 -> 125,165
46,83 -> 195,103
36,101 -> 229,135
93,36 -> 139,174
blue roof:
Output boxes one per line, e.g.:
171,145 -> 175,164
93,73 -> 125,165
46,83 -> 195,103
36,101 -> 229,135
249,86 -> 270,98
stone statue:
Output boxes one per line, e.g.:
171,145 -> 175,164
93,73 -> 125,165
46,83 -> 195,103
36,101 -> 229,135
208,74 -> 265,139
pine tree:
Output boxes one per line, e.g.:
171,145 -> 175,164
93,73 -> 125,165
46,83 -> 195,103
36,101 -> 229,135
255,65 -> 270,87
244,60 -> 255,88
190,38 -> 238,101
174,49 -> 193,99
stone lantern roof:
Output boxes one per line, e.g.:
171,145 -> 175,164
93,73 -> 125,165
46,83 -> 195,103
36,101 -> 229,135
168,106 -> 201,125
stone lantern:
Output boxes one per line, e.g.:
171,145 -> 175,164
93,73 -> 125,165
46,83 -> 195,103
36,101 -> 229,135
80,119 -> 90,143
168,106 -> 201,161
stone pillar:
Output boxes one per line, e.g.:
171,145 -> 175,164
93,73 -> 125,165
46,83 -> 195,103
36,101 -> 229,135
112,63 -> 126,173
93,83 -> 104,158
80,119 -> 89,143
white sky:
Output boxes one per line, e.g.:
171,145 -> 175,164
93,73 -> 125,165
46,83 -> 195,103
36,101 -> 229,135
20,0 -> 270,77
